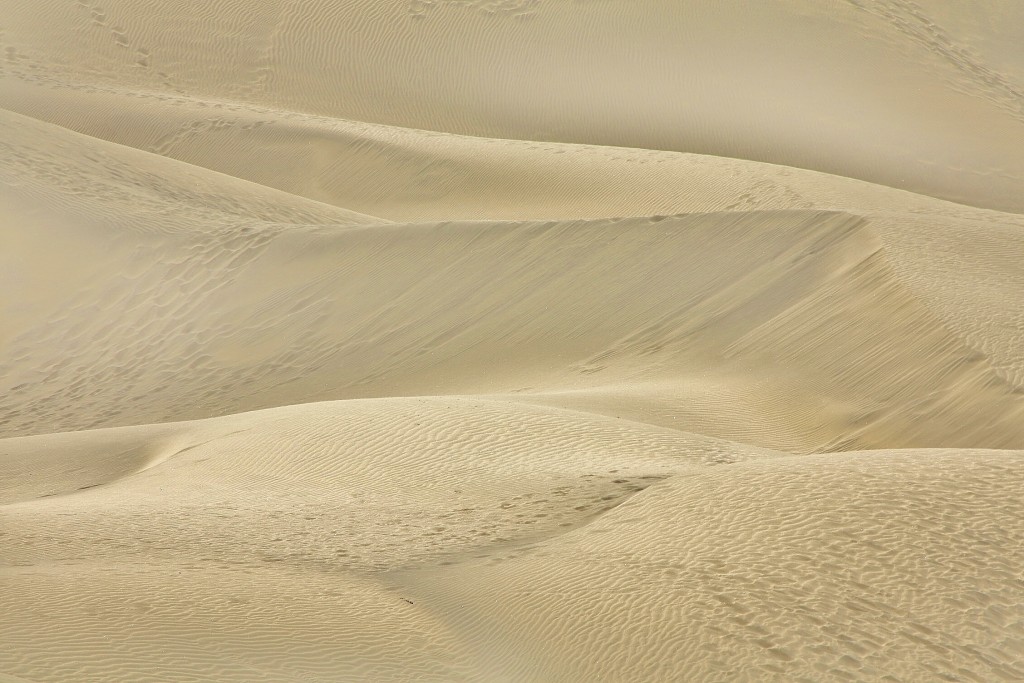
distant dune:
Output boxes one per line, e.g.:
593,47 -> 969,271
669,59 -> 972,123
2,1 -> 1023,681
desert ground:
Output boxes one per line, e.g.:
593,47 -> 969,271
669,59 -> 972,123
2,1 -> 1024,681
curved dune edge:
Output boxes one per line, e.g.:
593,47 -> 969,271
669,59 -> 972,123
5,101 -> 1024,400
0,83 -> 1018,224
4,192 -> 1024,450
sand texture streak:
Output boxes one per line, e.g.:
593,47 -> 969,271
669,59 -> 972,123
2,1 -> 1024,681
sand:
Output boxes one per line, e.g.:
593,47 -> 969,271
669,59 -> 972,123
2,1 -> 1023,681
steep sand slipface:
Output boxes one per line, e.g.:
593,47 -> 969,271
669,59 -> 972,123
2,0 -> 1024,681
4,172 -> 1023,451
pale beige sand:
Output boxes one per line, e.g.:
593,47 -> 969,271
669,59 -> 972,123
4,0 -> 1024,211
2,0 -> 1024,681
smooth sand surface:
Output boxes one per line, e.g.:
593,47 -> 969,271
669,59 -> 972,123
2,1 -> 1024,681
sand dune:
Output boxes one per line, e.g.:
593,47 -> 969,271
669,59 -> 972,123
1,398 -> 772,680
5,189 -> 1023,450
4,0 -> 1024,211
400,448 -> 1024,681
2,0 -> 1024,680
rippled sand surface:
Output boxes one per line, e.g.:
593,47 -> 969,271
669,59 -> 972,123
2,1 -> 1024,680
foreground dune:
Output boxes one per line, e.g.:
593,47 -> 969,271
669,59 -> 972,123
3,401 -> 1021,680
2,0 -> 1024,681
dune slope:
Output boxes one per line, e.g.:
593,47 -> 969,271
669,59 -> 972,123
3,0 -> 1024,210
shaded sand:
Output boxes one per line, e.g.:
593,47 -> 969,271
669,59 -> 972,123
2,0 -> 1024,681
